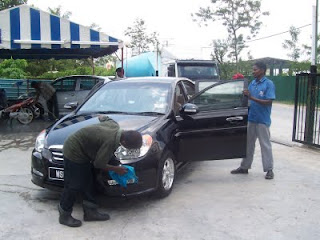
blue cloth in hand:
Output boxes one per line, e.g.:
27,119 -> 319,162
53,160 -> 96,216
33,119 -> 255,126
108,165 -> 138,188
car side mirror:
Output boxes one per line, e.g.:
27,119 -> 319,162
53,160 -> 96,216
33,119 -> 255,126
64,101 -> 78,110
179,103 -> 199,116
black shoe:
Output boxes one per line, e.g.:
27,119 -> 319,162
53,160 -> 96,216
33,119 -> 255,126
265,170 -> 274,179
230,167 -> 248,174
83,206 -> 110,221
58,204 -> 82,227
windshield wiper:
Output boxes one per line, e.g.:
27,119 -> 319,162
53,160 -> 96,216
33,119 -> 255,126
93,111 -> 132,115
75,111 -> 130,116
133,111 -> 165,116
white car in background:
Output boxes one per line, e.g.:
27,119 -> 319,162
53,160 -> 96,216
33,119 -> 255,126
50,75 -> 112,116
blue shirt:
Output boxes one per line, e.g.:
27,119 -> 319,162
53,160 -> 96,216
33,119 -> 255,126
248,76 -> 276,127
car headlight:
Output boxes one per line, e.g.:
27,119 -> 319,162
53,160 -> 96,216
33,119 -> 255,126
115,134 -> 153,160
35,130 -> 46,152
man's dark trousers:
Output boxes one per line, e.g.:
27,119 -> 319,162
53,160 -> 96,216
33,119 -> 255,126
47,93 -> 59,120
60,157 -> 97,212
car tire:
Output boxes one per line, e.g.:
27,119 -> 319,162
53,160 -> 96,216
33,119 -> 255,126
155,151 -> 176,198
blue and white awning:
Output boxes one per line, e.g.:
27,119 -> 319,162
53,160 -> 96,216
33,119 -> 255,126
0,4 -> 123,59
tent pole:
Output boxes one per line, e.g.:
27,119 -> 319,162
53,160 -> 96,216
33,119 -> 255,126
91,56 -> 95,75
121,47 -> 124,76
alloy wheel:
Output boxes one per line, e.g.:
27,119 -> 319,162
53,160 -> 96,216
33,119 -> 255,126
162,157 -> 175,190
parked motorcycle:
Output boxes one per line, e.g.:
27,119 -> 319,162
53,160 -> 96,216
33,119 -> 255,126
18,93 -> 45,119
0,97 -> 38,124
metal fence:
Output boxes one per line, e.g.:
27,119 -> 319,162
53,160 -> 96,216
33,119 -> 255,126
0,79 -> 52,101
293,73 -> 320,147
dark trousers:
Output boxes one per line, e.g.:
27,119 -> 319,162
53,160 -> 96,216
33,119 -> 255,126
47,93 -> 59,120
60,157 -> 97,212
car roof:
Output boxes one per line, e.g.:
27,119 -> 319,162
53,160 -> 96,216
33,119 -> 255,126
54,75 -> 111,81
110,77 -> 191,84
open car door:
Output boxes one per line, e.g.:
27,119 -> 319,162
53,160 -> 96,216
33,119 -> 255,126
176,79 -> 248,162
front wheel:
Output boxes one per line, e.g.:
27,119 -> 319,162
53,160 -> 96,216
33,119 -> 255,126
17,107 -> 34,124
155,151 -> 176,198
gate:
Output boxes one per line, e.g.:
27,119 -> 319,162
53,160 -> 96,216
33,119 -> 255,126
293,73 -> 320,147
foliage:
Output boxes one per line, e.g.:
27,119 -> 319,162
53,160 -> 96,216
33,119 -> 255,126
287,61 -> 313,75
95,55 -> 117,68
125,18 -> 160,56
0,58 -> 28,79
211,39 -> 253,79
89,23 -> 101,31
211,39 -> 229,65
218,62 -> 236,79
0,0 -> 27,11
193,0 -> 269,65
282,26 -> 301,61
237,59 -> 253,76
33,66 -> 115,79
47,5 -> 71,19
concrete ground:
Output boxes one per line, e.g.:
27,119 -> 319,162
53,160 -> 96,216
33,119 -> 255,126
0,103 -> 319,240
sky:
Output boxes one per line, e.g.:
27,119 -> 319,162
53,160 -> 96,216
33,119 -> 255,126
27,0 -> 318,61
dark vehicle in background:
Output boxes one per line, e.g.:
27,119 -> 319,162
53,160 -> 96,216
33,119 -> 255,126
166,59 -> 220,81
31,77 -> 248,197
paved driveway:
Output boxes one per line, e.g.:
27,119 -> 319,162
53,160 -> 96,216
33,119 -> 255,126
0,104 -> 320,240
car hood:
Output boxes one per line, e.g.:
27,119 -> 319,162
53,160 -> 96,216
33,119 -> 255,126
45,113 -> 160,146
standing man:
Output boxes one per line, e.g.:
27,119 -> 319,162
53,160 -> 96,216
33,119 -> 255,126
31,81 -> 59,121
231,61 -> 276,180
115,67 -> 125,79
59,115 -> 142,227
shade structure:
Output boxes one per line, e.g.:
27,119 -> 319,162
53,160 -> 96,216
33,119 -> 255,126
0,4 -> 123,59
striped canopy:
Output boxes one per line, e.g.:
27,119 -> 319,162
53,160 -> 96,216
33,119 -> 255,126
0,4 -> 123,59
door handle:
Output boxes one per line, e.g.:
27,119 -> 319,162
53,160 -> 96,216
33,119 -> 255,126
226,116 -> 243,122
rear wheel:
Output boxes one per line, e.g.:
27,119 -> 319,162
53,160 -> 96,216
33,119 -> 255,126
155,151 -> 176,198
17,107 -> 34,124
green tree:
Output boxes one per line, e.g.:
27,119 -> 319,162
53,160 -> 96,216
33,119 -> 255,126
212,39 -> 229,65
282,26 -> 301,61
125,18 -> 159,56
0,58 -> 28,79
211,39 -> 234,78
95,55 -> 117,68
47,5 -> 71,19
89,23 -> 101,31
0,0 -> 27,11
193,0 -> 269,65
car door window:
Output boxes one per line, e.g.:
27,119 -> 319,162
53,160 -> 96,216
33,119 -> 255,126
174,84 -> 186,115
52,78 -> 76,92
191,80 -> 246,111
79,78 -> 99,91
182,80 -> 195,100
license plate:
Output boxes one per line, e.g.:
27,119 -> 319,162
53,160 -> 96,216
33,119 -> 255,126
48,167 -> 64,180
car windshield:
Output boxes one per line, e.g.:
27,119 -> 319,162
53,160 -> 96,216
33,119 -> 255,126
78,81 -> 171,114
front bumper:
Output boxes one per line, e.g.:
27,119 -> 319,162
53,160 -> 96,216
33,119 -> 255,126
31,148 -> 162,197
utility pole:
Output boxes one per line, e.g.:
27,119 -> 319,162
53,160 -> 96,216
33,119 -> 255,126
155,41 -> 159,76
305,1 -> 318,143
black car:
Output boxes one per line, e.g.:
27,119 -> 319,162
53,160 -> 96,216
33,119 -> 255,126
31,77 -> 248,197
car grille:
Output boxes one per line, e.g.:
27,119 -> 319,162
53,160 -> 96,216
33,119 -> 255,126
49,145 -> 64,163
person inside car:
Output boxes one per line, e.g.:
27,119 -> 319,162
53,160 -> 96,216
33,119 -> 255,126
58,115 -> 142,227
